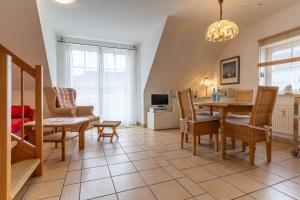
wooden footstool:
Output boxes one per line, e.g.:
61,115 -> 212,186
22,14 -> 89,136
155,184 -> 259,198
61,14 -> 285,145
94,121 -> 121,143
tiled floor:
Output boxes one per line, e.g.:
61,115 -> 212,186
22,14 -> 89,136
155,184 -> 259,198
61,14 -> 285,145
15,127 -> 300,200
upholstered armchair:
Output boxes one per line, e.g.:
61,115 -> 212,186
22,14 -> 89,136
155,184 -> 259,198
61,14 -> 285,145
45,87 -> 100,129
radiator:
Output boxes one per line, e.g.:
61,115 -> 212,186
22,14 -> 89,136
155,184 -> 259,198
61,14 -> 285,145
272,106 -> 294,135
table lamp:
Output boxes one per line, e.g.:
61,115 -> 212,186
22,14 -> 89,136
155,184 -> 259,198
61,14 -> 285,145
201,78 -> 213,97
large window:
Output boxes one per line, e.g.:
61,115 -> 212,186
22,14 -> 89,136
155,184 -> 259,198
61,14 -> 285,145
57,43 -> 137,126
260,38 -> 300,91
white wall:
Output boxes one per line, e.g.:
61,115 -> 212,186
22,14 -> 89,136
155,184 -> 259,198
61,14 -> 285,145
143,16 -> 225,125
137,18 -> 167,125
36,0 -> 57,86
214,3 -> 300,92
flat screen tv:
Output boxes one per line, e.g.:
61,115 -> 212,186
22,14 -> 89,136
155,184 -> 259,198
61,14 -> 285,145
151,94 -> 169,106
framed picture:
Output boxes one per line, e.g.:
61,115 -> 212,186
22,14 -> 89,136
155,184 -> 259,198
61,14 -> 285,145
220,56 -> 240,85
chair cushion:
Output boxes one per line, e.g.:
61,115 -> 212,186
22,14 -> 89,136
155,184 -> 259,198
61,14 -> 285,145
196,115 -> 219,122
11,105 -> 31,118
226,113 -> 250,119
11,118 -> 31,133
226,117 -> 249,126
54,87 -> 76,108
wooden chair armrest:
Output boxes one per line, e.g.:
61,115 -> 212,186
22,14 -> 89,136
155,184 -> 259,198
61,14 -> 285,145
52,107 -> 76,117
77,106 -> 94,116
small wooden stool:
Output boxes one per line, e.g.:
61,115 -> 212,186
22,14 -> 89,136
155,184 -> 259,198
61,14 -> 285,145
94,121 -> 121,143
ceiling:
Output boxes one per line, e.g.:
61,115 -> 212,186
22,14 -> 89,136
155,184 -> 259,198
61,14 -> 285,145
39,0 -> 300,44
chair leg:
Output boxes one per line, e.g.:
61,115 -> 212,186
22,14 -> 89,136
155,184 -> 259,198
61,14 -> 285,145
55,142 -> 58,148
198,136 -> 201,145
215,132 -> 219,152
231,137 -> 236,149
185,133 -> 189,143
181,131 -> 184,149
192,134 -> 196,155
266,139 -> 272,162
209,134 -> 213,141
249,143 -> 256,165
242,142 -> 247,152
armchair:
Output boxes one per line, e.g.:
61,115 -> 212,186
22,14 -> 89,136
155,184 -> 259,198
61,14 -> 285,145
45,87 -> 100,129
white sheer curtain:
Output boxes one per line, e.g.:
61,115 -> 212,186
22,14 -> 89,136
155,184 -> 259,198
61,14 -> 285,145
57,42 -> 137,125
101,48 -> 137,125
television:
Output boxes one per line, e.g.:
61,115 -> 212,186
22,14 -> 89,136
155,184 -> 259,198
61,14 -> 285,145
151,94 -> 169,106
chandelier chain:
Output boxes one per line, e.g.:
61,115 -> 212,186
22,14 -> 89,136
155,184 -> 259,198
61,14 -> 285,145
219,0 -> 224,20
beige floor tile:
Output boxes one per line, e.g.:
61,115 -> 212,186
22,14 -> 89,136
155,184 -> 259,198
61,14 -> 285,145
82,157 -> 107,169
112,173 -> 146,192
150,180 -> 192,200
169,158 -> 198,170
133,158 -> 160,171
44,159 -> 70,170
250,187 -> 294,200
123,145 -> 143,153
163,166 -> 185,179
195,193 -> 216,200
22,180 -> 64,200
106,154 -> 130,165
80,178 -> 115,200
291,175 -> 300,184
177,177 -> 206,196
65,170 -> 81,185
223,173 -> 266,193
199,178 -> 244,200
104,148 -> 125,156
61,184 -> 80,200
81,166 -> 110,182
117,187 -> 156,200
93,194 -> 118,200
234,195 -> 255,200
31,167 -> 67,183
260,163 -> 300,179
140,168 -> 173,185
242,168 -> 285,186
68,160 -> 82,171
127,151 -> 149,161
187,156 -> 214,166
272,181 -> 300,199
276,158 -> 300,171
182,166 -> 217,183
153,157 -> 171,167
109,162 -> 137,176
83,150 -> 105,159
203,163 -> 236,177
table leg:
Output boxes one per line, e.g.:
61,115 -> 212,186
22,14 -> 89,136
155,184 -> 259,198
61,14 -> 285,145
110,127 -> 119,143
97,127 -> 104,141
61,127 -> 66,161
220,108 -> 228,159
79,121 -> 89,150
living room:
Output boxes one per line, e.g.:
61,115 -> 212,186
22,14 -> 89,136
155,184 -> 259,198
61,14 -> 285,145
1,0 -> 300,200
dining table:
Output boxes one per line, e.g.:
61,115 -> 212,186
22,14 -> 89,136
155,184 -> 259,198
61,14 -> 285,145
194,101 -> 253,159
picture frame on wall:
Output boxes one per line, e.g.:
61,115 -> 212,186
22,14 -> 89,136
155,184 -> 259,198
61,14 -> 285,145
220,56 -> 240,85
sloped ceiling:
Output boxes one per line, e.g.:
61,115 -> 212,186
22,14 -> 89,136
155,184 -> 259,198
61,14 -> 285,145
39,0 -> 300,44
0,0 -> 52,89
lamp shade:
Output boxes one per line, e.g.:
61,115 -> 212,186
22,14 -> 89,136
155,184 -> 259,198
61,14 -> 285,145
206,19 -> 239,42
54,0 -> 75,4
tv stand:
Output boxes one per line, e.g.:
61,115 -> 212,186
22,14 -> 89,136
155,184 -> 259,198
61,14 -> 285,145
147,110 -> 179,130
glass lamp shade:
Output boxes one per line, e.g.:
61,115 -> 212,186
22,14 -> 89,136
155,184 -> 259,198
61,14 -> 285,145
206,19 -> 239,42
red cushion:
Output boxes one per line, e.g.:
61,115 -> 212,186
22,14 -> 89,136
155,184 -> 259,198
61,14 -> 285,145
11,118 -> 31,133
11,105 -> 31,118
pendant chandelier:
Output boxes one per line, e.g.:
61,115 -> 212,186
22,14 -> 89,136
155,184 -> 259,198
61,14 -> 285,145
206,0 -> 239,42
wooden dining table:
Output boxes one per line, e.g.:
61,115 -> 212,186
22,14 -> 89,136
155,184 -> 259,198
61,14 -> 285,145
194,101 -> 253,159
25,117 -> 90,160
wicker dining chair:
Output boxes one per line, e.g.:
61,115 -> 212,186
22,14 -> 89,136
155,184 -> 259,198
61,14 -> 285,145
235,90 -> 254,103
177,89 -> 219,155
228,89 -> 254,149
224,86 -> 278,165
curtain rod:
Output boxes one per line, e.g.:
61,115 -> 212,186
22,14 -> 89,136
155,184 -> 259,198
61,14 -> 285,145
57,39 -> 136,51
